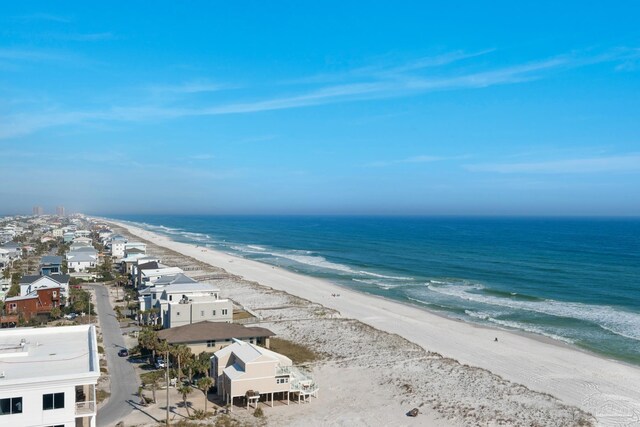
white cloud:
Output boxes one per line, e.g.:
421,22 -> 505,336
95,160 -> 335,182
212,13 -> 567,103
188,154 -> 215,160
465,154 -> 640,173
148,81 -> 229,95
365,155 -> 458,167
3,47 -> 640,139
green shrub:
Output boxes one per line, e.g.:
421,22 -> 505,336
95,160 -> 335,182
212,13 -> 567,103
254,406 -> 264,418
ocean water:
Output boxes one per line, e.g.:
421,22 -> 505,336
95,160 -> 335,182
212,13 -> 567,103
110,215 -> 640,365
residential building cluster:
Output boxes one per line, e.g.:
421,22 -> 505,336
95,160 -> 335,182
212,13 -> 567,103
0,212 -> 318,426
92,217 -> 319,412
0,214 -> 94,325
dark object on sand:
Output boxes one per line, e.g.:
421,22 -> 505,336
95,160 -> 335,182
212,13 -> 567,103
494,337 -> 498,342
407,408 -> 419,417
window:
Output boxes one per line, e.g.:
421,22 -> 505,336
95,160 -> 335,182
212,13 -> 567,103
43,392 -> 64,410
0,397 -> 22,415
222,309 -> 228,315
169,295 -> 173,301
206,340 -> 216,347
212,310 -> 216,316
176,311 -> 180,316
152,293 -> 157,299
276,378 -> 289,384
53,291 -> 57,297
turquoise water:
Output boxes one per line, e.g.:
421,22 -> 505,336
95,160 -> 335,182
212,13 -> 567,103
110,215 -> 640,365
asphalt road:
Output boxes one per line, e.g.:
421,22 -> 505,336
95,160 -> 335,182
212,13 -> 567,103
89,284 -> 140,426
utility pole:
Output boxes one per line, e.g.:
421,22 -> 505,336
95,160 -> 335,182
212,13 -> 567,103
166,349 -> 170,426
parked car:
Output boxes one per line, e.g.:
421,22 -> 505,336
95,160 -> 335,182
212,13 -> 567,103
64,313 -> 77,320
154,358 -> 166,369
118,349 -> 129,357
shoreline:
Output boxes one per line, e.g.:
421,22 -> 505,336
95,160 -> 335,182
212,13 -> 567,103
105,218 -> 640,425
398,292 -> 640,370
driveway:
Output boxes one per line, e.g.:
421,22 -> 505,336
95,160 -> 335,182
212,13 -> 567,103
88,284 -> 140,426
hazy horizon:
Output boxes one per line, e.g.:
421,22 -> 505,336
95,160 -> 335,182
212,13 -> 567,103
2,2 -> 639,216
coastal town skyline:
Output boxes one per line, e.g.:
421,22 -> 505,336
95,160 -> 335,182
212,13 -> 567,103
2,2 -> 640,216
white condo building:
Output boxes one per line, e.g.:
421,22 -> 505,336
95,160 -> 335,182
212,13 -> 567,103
0,325 -> 100,427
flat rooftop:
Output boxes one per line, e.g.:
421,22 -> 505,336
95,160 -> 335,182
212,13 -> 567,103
0,325 -> 99,386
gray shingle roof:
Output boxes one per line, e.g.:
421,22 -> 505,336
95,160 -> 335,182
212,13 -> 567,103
20,274 -> 70,284
154,273 -> 197,286
41,255 -> 63,265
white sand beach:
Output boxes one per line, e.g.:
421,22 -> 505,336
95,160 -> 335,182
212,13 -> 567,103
109,219 -> 640,426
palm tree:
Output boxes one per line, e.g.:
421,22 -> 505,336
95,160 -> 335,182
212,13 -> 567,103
138,386 -> 145,405
178,384 -> 193,417
195,352 -> 212,377
170,344 -> 192,381
184,357 -> 196,384
197,376 -> 213,414
147,370 -> 164,404
138,329 -> 160,361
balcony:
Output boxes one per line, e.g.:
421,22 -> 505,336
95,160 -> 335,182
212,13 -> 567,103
75,384 -> 96,415
75,400 -> 96,415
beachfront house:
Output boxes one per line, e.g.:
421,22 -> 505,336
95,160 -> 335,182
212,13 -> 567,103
39,255 -> 63,275
157,321 -> 274,354
211,340 -> 319,410
97,229 -> 112,241
138,273 -> 198,313
136,262 -> 183,288
138,274 -> 233,328
125,242 -> 146,256
131,256 -> 161,278
0,325 -> 100,426
162,283 -> 233,328
108,235 -> 127,258
120,253 -> 146,275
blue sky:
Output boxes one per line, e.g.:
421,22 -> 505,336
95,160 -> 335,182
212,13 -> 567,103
1,1 -> 639,216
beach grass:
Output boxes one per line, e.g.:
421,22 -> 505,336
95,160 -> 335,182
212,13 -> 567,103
269,337 -> 319,365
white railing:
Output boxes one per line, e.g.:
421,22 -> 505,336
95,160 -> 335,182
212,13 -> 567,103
291,381 -> 319,393
276,365 -> 292,376
75,400 -> 96,415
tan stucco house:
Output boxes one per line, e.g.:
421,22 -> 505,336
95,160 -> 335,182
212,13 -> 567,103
211,340 -> 319,409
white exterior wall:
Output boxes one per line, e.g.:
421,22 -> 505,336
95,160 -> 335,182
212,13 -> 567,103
19,278 -> 69,299
165,299 -> 233,328
0,381 -> 96,427
111,242 -> 125,258
68,260 -> 96,272
0,325 -> 99,427
125,242 -> 146,253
